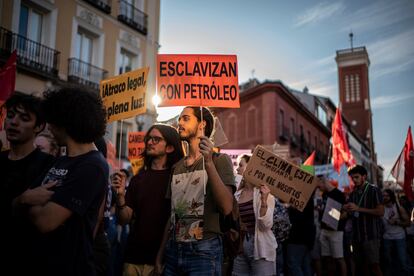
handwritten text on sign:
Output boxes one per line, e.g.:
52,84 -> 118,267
156,54 -> 239,108
100,67 -> 149,123
128,132 -> 145,160
243,145 -> 318,212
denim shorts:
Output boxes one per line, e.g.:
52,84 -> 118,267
164,236 -> 223,276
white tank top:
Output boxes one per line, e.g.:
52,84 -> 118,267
383,204 -> 406,240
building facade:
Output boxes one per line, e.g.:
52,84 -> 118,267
0,0 -> 160,160
214,80 -> 331,165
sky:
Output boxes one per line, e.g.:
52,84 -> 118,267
156,0 -> 414,179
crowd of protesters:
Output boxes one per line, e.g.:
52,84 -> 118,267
1,88 -> 414,276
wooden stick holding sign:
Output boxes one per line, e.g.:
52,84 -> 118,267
243,145 -> 319,211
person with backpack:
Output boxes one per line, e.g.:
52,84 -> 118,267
155,107 -> 235,276
232,154 -> 277,276
272,198 -> 291,276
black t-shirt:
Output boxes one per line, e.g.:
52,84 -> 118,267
321,188 -> 346,231
124,168 -> 172,265
37,150 -> 109,276
0,148 -> 55,273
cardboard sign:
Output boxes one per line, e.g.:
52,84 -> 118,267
128,131 -> 145,159
243,145 -> 318,211
157,54 -> 239,108
130,158 -> 144,176
321,197 -> 342,230
100,67 -> 149,123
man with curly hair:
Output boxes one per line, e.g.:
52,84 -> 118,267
17,87 -> 109,275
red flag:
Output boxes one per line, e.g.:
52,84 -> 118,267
0,51 -> 17,130
391,126 -> 414,201
304,150 -> 316,165
331,108 -> 355,173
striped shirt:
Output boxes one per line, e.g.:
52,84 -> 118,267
239,200 -> 255,234
348,183 -> 383,242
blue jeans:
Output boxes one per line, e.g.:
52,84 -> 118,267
286,244 -> 312,276
164,236 -> 223,276
382,238 -> 409,276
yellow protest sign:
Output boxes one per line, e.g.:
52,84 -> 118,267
100,67 -> 149,123
243,145 -> 318,211
130,158 -> 144,176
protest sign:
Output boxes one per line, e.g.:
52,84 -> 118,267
156,54 -> 239,108
321,197 -> 342,230
100,67 -> 149,123
243,145 -> 318,211
128,131 -> 145,160
130,158 -> 144,176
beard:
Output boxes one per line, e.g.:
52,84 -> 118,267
180,126 -> 198,141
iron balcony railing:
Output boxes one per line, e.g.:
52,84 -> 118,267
82,0 -> 111,14
0,27 -> 60,78
68,58 -> 107,91
118,0 -> 148,35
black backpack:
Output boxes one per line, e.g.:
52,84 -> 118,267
212,153 -> 247,270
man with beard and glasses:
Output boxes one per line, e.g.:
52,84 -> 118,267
156,107 -> 235,276
111,123 -> 184,276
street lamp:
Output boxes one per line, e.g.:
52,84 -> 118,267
135,114 -> 146,131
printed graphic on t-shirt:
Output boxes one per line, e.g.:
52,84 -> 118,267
41,166 -> 69,187
171,169 -> 207,242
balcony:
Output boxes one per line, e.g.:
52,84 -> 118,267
68,58 -> 107,91
82,0 -> 111,14
0,27 -> 59,79
118,0 -> 148,35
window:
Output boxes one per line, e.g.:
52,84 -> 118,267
75,30 -> 93,64
355,74 -> 360,101
19,4 -> 42,43
317,105 -> 327,126
307,131 -> 311,144
350,75 -> 355,102
314,136 -> 318,150
279,110 -> 284,136
300,125 -> 304,139
246,107 -> 257,137
119,49 -> 134,74
290,118 -> 295,136
345,76 -> 349,102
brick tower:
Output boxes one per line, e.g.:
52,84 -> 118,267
335,33 -> 375,161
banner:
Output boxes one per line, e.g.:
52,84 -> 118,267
128,131 -> 145,160
156,54 -> 239,108
100,67 -> 149,123
243,145 -> 318,211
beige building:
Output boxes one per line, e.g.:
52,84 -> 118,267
0,0 -> 160,160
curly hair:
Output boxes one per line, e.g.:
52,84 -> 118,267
42,87 -> 107,143
142,123 -> 184,170
5,92 -> 45,131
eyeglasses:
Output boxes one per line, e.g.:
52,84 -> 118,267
144,136 -> 164,144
